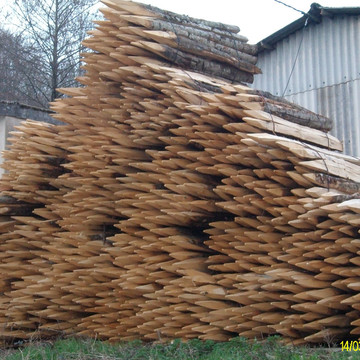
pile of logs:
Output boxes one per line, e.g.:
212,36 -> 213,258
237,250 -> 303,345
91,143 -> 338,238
1,0 -> 360,346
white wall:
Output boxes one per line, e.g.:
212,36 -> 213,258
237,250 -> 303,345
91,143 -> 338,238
0,116 -> 23,177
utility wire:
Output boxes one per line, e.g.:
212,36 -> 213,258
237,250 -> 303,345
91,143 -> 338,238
281,17 -> 309,97
281,33 -> 303,96
271,0 -> 310,97
273,0 -> 307,16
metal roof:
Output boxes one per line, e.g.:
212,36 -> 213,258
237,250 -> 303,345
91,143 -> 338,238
257,3 -> 360,52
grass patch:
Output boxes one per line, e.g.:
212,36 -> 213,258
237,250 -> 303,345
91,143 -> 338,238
0,336 -> 358,360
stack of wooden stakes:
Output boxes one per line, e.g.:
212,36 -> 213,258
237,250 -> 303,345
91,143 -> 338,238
1,0 -> 360,346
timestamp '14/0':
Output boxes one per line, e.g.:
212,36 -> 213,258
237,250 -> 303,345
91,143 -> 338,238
341,341 -> 360,351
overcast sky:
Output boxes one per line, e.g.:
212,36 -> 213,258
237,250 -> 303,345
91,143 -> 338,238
1,0 -> 359,43
135,0 -> 360,43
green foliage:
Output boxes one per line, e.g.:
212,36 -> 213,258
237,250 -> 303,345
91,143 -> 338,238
1,336 -> 360,360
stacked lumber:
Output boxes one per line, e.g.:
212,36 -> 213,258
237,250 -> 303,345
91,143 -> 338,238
1,0 -> 360,346
97,0 -> 261,84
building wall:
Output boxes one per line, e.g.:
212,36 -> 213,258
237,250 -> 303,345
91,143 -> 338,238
0,116 -> 23,177
252,15 -> 360,157
0,102 -> 57,177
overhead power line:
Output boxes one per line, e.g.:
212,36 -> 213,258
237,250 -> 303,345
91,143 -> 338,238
273,0 -> 307,16
272,1 -> 310,97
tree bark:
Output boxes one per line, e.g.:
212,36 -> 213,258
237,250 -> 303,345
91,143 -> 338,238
121,15 -> 257,55
263,102 -> 332,132
304,173 -> 360,194
133,41 -> 254,84
103,0 -> 242,34
138,30 -> 260,73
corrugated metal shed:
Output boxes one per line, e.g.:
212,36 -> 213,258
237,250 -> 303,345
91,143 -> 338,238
253,5 -> 360,157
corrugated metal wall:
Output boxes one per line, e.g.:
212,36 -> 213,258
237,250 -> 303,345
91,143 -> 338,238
252,15 -> 360,157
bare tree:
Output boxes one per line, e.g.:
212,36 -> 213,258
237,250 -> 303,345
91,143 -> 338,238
0,26 -> 47,107
10,0 -> 99,107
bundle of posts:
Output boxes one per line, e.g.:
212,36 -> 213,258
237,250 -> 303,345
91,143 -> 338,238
1,0 -> 360,347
